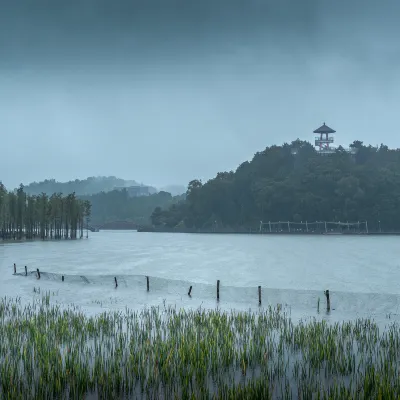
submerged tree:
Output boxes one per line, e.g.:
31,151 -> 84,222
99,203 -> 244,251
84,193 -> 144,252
0,183 -> 91,240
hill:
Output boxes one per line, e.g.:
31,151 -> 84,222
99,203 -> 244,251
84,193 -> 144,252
22,176 -> 157,197
80,190 -> 185,226
151,140 -> 400,232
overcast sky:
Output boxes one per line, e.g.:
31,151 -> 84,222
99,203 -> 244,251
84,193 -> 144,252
1,0 -> 400,189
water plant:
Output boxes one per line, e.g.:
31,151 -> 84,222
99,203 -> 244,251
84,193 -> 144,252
0,295 -> 399,399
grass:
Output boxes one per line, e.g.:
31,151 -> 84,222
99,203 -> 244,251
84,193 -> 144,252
0,294 -> 399,399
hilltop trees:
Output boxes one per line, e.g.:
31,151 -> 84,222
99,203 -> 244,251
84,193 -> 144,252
152,140 -> 400,231
0,184 -> 91,240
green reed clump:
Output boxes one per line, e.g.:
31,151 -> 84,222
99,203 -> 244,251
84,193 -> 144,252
0,295 -> 400,399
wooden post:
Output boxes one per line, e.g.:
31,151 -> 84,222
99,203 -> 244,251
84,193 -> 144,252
325,290 -> 330,311
36,268 -> 41,280
62,275 -> 64,282
146,276 -> 149,292
188,286 -> 192,296
25,266 -> 27,276
217,280 -> 220,301
114,277 -> 118,288
258,286 -> 261,306
13,263 -> 16,274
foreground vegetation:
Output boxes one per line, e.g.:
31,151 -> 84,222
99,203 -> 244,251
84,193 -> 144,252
153,140 -> 400,231
0,184 -> 91,240
0,295 -> 399,399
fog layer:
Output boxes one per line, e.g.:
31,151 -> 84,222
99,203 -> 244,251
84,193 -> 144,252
1,0 -> 399,188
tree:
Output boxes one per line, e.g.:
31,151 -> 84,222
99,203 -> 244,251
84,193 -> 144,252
151,207 -> 164,226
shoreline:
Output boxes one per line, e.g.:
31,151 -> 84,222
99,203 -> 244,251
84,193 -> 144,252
137,227 -> 400,235
0,237 -> 88,244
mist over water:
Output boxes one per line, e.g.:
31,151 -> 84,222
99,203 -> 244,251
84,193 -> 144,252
1,231 -> 400,326
1,0 -> 400,188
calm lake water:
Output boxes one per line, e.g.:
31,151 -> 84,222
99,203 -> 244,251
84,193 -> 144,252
1,231 -> 400,324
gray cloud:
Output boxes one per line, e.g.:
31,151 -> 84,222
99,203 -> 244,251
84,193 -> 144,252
1,0 -> 400,189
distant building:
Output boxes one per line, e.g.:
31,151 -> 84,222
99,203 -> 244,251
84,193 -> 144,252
313,122 -> 357,155
114,186 -> 150,197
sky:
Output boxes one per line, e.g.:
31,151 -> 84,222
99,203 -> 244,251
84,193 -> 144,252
1,0 -> 400,190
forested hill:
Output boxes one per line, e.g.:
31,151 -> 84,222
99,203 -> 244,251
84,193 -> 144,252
152,140 -> 400,231
23,176 -> 157,196
80,190 -> 185,226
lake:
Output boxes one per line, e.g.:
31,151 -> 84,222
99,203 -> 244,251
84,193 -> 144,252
1,231 -> 399,324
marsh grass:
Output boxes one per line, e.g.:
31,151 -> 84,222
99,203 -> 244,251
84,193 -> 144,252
0,294 -> 399,399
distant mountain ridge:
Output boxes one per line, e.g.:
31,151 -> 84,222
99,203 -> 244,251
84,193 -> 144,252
22,176 -> 158,196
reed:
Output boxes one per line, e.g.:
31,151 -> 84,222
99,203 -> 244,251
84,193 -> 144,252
0,294 -> 399,399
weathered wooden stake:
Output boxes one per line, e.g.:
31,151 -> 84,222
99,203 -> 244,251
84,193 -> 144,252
114,277 -> 118,288
217,280 -> 220,301
62,275 -> 64,282
146,276 -> 149,291
13,263 -> 16,274
36,268 -> 41,280
188,286 -> 192,296
325,289 -> 330,311
258,286 -> 262,306
25,266 -> 27,276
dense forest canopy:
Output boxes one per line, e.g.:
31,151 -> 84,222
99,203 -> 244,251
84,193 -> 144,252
23,176 -> 157,197
153,140 -> 400,231
0,184 -> 91,240
80,190 -> 185,226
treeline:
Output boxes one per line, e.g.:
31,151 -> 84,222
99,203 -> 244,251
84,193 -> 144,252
152,140 -> 400,232
80,190 -> 185,226
0,184 -> 91,240
23,176 -> 157,197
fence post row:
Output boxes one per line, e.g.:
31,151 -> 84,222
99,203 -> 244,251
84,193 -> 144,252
259,220 -> 369,233
12,268 -> 331,311
325,289 -> 330,311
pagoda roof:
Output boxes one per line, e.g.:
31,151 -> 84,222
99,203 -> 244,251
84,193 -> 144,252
313,122 -> 336,134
